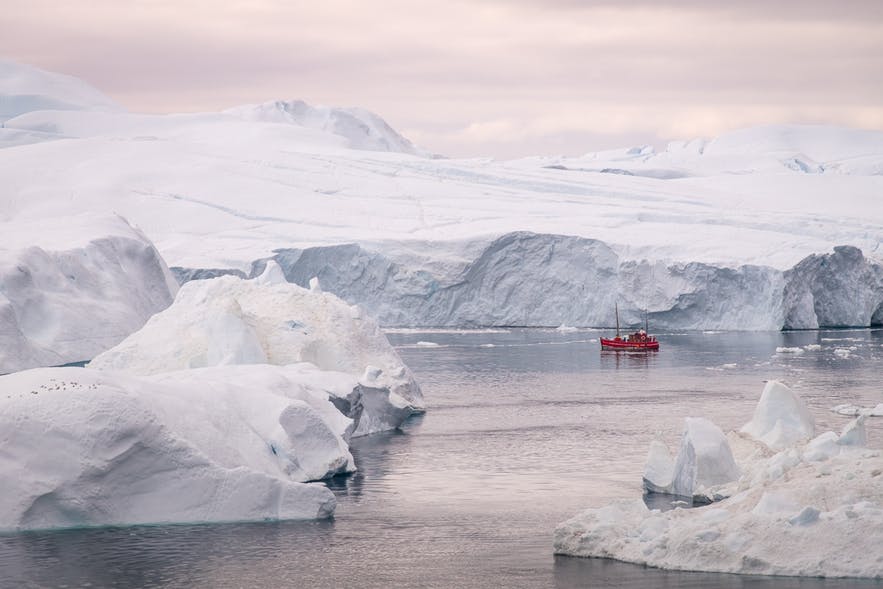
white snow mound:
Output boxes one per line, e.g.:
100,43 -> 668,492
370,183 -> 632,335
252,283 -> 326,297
88,263 -> 424,436
0,366 -> 347,531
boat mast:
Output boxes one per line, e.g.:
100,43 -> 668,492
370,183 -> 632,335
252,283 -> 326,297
615,302 -> 620,337
644,309 -> 648,333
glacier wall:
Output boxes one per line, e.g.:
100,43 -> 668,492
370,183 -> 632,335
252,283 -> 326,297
783,246 -> 883,329
229,233 -> 883,330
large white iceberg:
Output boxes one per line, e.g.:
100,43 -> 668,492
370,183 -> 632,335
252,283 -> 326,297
556,383 -> 883,578
0,365 -> 348,531
0,214 -> 178,374
88,263 -> 424,436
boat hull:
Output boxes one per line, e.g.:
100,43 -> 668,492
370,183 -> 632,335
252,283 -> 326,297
600,338 -> 659,351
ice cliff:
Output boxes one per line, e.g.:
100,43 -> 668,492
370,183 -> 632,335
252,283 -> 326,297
0,215 -> 178,374
555,381 -> 883,578
229,233 -> 881,330
783,245 -> 883,329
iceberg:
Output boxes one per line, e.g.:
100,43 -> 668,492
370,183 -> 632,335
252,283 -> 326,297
555,383 -> 883,578
554,383 -> 883,579
89,262 -> 424,436
0,214 -> 178,374
0,366 -> 345,531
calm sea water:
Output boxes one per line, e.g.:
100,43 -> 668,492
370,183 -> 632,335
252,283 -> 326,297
1,329 -> 882,588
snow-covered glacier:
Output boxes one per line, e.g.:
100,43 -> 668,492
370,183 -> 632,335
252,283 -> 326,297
0,365 -> 345,531
89,263 -> 424,436
0,214 -> 178,374
2,59 -> 882,331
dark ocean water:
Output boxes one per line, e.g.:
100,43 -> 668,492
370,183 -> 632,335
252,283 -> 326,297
1,329 -> 882,588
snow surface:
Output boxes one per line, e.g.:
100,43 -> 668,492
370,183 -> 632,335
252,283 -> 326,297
1,61 -> 881,271
89,263 -> 424,436
0,214 -> 178,374
555,382 -> 883,578
0,365 -> 345,531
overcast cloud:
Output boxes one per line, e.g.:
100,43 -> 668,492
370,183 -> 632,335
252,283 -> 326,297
3,0 -> 882,157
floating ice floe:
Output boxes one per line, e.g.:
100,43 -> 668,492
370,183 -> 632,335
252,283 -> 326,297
89,262 -> 424,436
832,403 -> 883,417
775,347 -> 804,354
0,365 -> 348,531
555,381 -> 883,578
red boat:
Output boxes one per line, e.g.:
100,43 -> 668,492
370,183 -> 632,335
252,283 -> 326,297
600,304 -> 659,351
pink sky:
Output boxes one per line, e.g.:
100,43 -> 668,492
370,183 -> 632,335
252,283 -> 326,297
4,0 -> 882,157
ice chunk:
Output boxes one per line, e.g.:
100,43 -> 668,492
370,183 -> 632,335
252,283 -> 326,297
775,347 -> 804,354
669,418 -> 740,498
789,506 -> 821,526
741,381 -> 814,450
642,440 -> 675,494
838,416 -> 867,447
254,260 -> 287,285
803,432 -> 840,462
